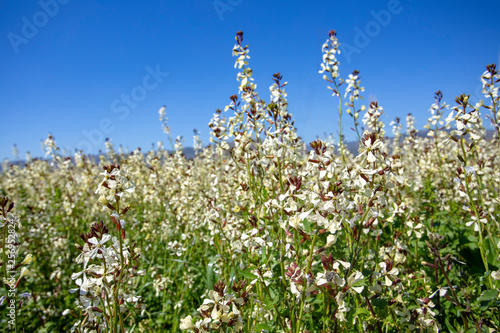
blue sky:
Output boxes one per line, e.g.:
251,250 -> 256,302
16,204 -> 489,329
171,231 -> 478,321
1,0 -> 499,160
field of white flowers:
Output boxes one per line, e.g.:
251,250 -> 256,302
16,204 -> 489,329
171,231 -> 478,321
1,30 -> 499,332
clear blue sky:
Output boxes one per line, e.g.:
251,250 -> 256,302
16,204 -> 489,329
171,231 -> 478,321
1,0 -> 499,160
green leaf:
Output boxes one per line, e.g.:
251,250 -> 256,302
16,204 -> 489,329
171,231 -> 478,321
254,323 -> 272,330
467,234 -> 478,248
445,319 -> 458,333
485,237 -> 499,268
206,255 -> 219,290
362,269 -> 374,278
477,289 -> 498,302
269,287 -> 277,299
239,270 -> 258,280
372,297 -> 387,309
353,307 -> 371,317
261,244 -> 267,262
303,218 -> 312,233
264,298 -> 279,309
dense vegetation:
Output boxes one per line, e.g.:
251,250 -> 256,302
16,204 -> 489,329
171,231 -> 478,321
1,31 -> 499,332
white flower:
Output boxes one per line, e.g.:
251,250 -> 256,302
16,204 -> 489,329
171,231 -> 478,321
430,286 -> 449,298
347,271 -> 364,293
464,166 -> 476,175
87,234 -> 112,260
179,315 -> 194,330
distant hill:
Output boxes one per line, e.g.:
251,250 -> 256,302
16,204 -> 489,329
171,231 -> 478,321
3,129 -> 497,168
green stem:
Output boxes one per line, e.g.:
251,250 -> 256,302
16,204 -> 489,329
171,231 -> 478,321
296,232 -> 318,333
435,250 -> 469,331
460,137 -> 493,288
334,80 -> 346,166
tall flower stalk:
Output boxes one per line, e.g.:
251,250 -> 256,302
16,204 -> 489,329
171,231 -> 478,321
319,30 -> 346,165
67,164 -> 143,332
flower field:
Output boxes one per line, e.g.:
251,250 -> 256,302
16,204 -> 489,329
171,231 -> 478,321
1,31 -> 499,332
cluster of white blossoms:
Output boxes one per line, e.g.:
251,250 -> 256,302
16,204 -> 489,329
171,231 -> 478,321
208,109 -> 229,147
344,70 -> 366,140
445,93 -> 485,142
344,70 -> 365,104
67,224 -> 145,331
319,30 -> 342,87
66,164 -> 144,332
180,281 -> 250,332
362,101 -> 386,136
43,134 -> 59,158
193,130 -> 203,153
174,136 -> 184,154
481,64 -> 500,102
425,90 -> 450,139
68,223 -> 117,331
95,164 -> 135,212
158,105 -> 171,136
